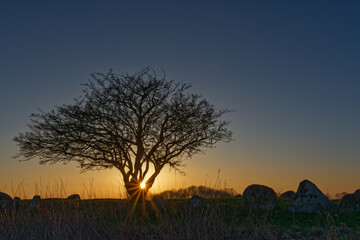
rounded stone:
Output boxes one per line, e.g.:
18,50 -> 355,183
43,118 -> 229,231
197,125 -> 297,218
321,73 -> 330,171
243,184 -> 278,211
338,189 -> 360,211
280,191 -> 296,199
187,195 -> 206,210
29,195 -> 41,210
289,179 -> 332,213
0,192 -> 12,201
67,194 -> 81,200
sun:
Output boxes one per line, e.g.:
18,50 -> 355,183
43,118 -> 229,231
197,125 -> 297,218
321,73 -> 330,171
140,182 -> 146,189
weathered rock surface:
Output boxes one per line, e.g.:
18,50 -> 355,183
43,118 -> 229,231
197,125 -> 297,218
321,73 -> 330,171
187,195 -> 205,210
338,189 -> 360,211
13,197 -> 21,209
29,195 -> 41,210
280,191 -> 296,199
152,196 -> 167,212
243,184 -> 278,211
67,194 -> 81,200
0,192 -> 12,201
1,200 -> 14,211
0,192 -> 13,211
289,179 -> 332,213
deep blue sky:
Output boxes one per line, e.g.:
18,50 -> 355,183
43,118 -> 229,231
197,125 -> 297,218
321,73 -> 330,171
1,1 -> 359,197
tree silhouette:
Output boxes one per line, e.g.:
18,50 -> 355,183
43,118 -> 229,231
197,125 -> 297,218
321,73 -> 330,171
14,68 -> 232,201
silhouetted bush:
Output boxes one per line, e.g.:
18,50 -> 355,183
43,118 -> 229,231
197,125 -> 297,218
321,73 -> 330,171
154,185 -> 237,199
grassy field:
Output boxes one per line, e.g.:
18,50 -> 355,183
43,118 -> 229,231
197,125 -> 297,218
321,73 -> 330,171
1,197 -> 360,239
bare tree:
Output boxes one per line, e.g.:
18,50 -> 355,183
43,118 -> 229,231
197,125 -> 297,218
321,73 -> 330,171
14,68 -> 232,201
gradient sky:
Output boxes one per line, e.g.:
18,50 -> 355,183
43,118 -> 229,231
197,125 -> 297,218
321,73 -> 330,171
1,1 -> 359,199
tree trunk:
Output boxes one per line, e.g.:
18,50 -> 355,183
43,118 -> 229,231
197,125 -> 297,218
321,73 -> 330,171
123,169 -> 161,202
125,178 -> 148,202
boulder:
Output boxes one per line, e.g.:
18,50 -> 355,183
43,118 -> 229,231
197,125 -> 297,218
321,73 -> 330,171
243,184 -> 278,211
280,191 -> 296,199
0,192 -> 13,211
338,189 -> 360,211
67,194 -> 81,200
289,180 -> 332,213
1,200 -> 14,211
13,197 -> 21,209
0,192 -> 12,201
29,195 -> 41,210
152,196 -> 167,212
187,195 -> 205,210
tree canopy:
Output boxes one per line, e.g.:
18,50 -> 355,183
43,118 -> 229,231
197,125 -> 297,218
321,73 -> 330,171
14,68 -> 232,200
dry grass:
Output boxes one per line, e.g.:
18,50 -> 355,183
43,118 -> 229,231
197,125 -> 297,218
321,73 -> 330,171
1,177 -> 359,239
1,197 -> 360,240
